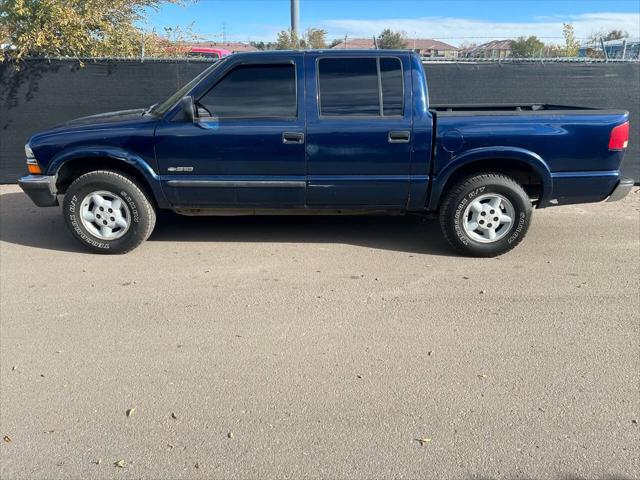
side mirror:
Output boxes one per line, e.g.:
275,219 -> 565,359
181,96 -> 196,122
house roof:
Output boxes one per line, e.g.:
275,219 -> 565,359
407,39 -> 458,51
190,41 -> 259,52
330,38 -> 457,51
330,38 -> 376,49
464,39 -> 514,54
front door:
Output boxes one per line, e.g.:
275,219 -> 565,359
305,54 -> 412,207
155,55 -> 306,208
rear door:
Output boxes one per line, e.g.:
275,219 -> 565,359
305,54 -> 412,207
155,55 -> 306,207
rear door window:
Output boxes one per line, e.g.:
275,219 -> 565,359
318,57 -> 404,117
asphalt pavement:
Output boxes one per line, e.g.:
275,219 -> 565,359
1,184 -> 639,479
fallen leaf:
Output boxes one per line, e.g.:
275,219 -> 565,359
114,460 -> 125,468
356,374 -> 363,379
415,437 -> 432,446
3,435 -> 11,443
126,407 -> 136,417
171,412 -> 177,420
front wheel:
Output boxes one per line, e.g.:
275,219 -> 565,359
439,173 -> 532,257
63,170 -> 156,254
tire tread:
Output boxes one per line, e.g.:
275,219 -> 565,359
64,170 -> 156,254
439,172 -> 531,257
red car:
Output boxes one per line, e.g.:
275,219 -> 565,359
188,47 -> 233,59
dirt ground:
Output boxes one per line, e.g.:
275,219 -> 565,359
1,184 -> 639,479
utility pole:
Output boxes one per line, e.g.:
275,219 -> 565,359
291,0 -> 300,40
141,32 -> 145,62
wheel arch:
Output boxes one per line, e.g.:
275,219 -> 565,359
50,147 -> 168,208
428,147 -> 553,210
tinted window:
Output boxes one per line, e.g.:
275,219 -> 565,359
318,58 -> 380,116
199,63 -> 296,119
380,58 -> 403,116
318,57 -> 404,117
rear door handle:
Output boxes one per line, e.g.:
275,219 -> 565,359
283,132 -> 305,144
388,131 -> 411,143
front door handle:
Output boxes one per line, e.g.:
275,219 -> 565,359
388,131 -> 411,143
283,132 -> 305,144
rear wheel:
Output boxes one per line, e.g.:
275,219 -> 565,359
63,170 -> 156,254
439,173 -> 532,257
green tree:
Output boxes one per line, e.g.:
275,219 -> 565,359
274,28 -> 327,50
511,36 -> 545,58
560,23 -> 580,57
275,29 -> 300,49
305,28 -> 327,49
0,0 -> 184,60
377,29 -> 407,49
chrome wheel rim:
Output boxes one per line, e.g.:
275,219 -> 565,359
79,190 -> 131,240
462,193 -> 515,243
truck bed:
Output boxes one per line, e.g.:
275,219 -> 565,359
430,104 -> 625,115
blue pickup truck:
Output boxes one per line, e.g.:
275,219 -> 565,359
19,50 -> 633,256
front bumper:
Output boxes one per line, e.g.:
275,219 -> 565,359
18,175 -> 59,207
606,176 -> 634,202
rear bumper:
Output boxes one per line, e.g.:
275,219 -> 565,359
606,176 -> 634,202
18,175 -> 59,207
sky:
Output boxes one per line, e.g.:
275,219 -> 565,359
143,0 -> 640,46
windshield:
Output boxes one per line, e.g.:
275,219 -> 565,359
150,59 -> 229,116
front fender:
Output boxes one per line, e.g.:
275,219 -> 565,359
47,146 -> 168,208
48,146 -> 159,180
428,146 -> 553,210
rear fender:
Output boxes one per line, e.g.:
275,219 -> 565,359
428,146 -> 553,210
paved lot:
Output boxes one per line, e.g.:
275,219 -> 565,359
1,184 -> 639,479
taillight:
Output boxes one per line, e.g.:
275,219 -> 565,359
609,122 -> 629,151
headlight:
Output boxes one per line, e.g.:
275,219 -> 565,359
25,144 -> 42,174
25,144 -> 35,160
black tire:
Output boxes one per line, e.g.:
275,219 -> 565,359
62,170 -> 156,254
439,173 -> 532,257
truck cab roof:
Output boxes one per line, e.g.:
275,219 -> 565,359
228,49 -> 416,58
